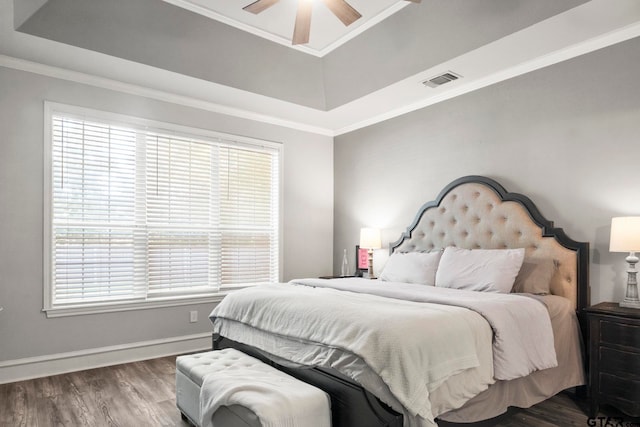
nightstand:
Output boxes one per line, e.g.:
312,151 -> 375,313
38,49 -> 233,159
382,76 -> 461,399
585,302 -> 640,417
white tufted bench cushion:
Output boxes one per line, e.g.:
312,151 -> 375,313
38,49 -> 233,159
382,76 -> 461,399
176,348 -> 331,427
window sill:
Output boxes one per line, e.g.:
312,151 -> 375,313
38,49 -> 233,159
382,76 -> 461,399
43,292 -> 234,318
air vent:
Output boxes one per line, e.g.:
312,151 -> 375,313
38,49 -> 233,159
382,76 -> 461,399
422,71 -> 461,88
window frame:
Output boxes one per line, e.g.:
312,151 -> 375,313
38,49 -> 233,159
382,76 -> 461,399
43,102 -> 283,318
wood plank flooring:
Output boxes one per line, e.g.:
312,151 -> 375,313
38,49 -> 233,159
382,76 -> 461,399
0,356 -> 188,427
1,355 -> 638,427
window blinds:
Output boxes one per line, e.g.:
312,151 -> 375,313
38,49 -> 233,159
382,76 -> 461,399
48,112 -> 280,309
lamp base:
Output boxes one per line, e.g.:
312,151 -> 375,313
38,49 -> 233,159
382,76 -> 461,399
621,254 -> 640,309
367,249 -> 376,280
620,299 -> 640,309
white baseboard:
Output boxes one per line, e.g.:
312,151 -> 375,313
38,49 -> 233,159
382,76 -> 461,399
0,332 -> 211,384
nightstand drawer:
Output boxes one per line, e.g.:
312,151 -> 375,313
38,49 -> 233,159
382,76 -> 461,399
587,302 -> 640,418
599,372 -> 640,412
600,347 -> 640,376
601,320 -> 640,350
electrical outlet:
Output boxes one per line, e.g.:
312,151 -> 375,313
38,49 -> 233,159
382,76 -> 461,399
189,310 -> 198,323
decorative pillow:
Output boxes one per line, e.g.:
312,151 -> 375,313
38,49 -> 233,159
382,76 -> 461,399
435,247 -> 525,293
379,251 -> 442,286
511,257 -> 555,295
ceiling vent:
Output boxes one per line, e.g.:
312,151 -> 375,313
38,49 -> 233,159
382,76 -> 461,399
422,71 -> 462,88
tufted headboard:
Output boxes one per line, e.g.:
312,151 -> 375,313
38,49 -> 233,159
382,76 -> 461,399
389,176 -> 589,312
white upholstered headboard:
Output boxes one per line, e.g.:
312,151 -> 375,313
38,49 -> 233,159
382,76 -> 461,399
390,176 -> 589,311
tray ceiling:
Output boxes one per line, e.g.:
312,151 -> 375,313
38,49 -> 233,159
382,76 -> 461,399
4,0 -> 640,135
163,0 -> 411,56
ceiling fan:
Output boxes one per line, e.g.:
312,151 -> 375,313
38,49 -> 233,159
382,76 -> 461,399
243,0 -> 421,45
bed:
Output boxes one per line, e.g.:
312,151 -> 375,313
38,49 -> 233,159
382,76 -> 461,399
209,175 -> 589,427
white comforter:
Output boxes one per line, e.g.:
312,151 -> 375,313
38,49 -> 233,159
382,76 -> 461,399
292,278 -> 557,380
210,279 -> 557,426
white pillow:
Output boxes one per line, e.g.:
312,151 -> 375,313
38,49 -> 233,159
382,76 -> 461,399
435,247 -> 525,293
379,251 -> 442,285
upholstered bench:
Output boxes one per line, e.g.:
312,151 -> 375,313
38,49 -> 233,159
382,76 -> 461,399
176,348 -> 331,427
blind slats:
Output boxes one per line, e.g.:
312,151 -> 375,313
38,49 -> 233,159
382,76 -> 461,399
48,113 -> 279,309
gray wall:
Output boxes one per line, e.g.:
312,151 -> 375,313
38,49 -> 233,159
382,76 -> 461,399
333,36 -> 640,305
0,66 -> 333,362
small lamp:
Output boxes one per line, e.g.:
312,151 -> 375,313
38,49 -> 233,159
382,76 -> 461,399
610,217 -> 640,309
360,228 -> 381,279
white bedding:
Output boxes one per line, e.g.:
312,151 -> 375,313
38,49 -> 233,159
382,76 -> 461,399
212,317 -> 493,427
209,279 -> 557,426
292,278 -> 557,380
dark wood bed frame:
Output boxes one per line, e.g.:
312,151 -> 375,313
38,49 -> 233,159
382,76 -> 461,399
213,175 -> 590,427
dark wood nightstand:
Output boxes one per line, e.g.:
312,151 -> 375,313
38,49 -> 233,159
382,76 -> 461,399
585,302 -> 640,417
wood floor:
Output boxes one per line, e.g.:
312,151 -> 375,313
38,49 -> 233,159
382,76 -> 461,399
0,355 -> 637,427
0,356 -> 188,427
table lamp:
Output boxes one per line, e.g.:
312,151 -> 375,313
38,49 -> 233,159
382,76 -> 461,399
610,216 -> 640,309
359,228 -> 381,279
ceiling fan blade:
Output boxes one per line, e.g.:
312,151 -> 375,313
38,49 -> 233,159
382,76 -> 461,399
243,0 -> 279,14
405,0 -> 421,3
321,0 -> 361,26
292,1 -> 312,45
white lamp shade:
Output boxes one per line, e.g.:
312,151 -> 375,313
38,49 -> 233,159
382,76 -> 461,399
360,228 -> 381,250
610,217 -> 640,252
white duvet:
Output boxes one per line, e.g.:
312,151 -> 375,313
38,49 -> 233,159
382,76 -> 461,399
209,279 -> 557,426
292,278 -> 558,380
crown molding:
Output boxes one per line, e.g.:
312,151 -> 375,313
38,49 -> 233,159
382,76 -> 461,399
0,54 -> 335,137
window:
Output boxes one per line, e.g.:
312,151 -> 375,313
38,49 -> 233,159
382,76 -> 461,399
44,103 -> 281,316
